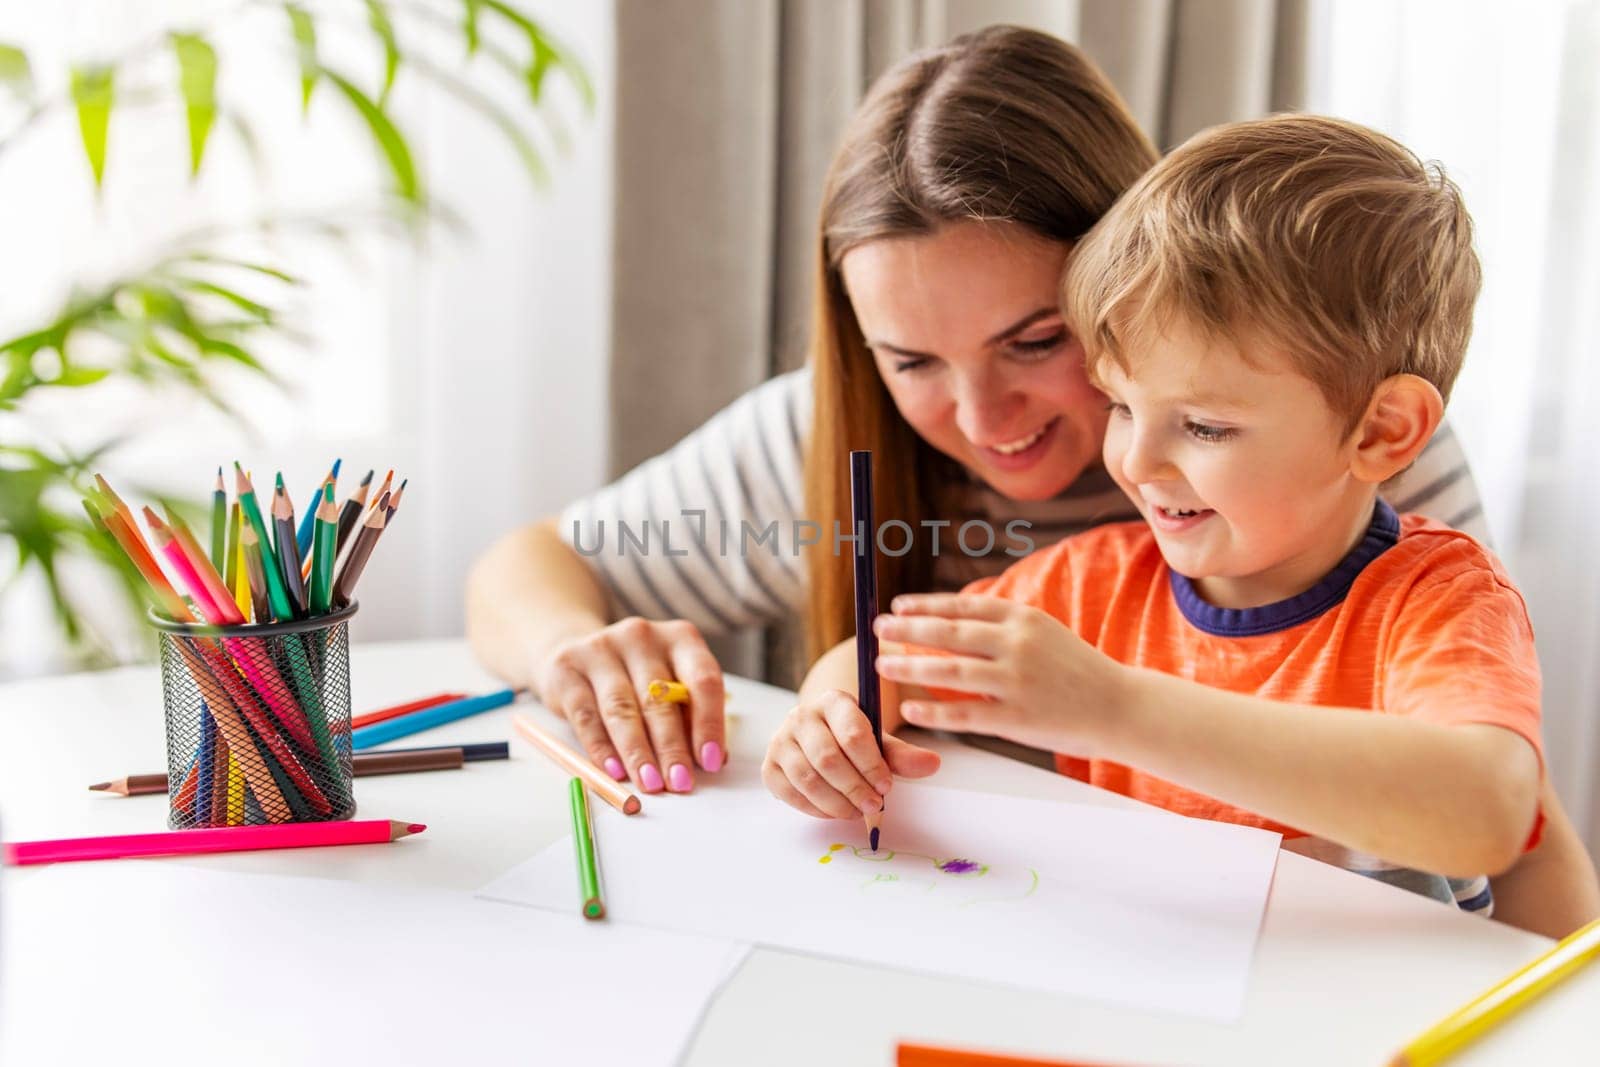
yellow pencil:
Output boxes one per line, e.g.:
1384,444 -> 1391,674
225,754 -> 244,824
232,505 -> 250,618
647,679 -> 690,703
1389,916 -> 1600,1066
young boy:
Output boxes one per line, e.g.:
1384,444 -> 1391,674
766,114 -> 1598,922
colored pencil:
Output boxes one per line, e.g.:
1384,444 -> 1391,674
83,496 -> 191,622
144,507 -> 232,623
1388,916 -> 1600,1066
225,500 -> 246,615
91,742 -> 507,795
297,459 -> 338,560
850,449 -> 885,851
162,505 -> 243,626
225,754 -> 244,824
350,692 -> 469,729
569,778 -> 606,920
335,468 -> 373,555
92,474 -> 140,535
349,688 -> 518,749
896,1044 -> 1124,1067
309,482 -> 339,613
2,819 -> 425,866
385,478 -> 406,521
512,712 -> 641,816
332,490 -> 388,607
272,477 -> 308,616
210,467 -> 226,570
366,469 -> 394,522
240,524 -> 274,624
234,464 -> 294,622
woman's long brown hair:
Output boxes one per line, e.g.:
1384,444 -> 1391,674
803,26 -> 1159,664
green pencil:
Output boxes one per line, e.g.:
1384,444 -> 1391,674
569,777 -> 605,920
223,500 -> 242,599
235,464 -> 294,621
210,467 -> 227,570
309,481 -> 339,614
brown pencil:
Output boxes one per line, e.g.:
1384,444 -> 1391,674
335,469 -> 373,555
240,523 -> 273,624
386,478 -> 406,522
332,491 -> 389,607
366,469 -> 393,521
512,712 -> 641,815
91,747 -> 467,796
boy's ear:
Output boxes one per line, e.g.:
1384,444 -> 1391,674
1349,374 -> 1446,483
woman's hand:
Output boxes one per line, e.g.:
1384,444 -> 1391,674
535,617 -> 727,794
762,689 -> 941,818
872,594 -> 1131,756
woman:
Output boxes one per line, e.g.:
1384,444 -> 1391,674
467,24 -> 1488,794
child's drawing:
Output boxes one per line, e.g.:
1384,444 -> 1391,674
816,842 -> 1040,906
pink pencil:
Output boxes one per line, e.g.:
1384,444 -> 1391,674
3,820 -> 425,866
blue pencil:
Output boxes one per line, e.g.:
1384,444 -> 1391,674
350,689 -> 518,750
297,458 -> 340,559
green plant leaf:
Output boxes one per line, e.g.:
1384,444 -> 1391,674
325,70 -> 420,203
0,42 -> 32,99
171,33 -> 217,177
177,254 -> 301,285
287,5 -> 318,114
169,277 -> 277,322
479,1 -> 593,111
70,65 -> 115,188
49,366 -> 111,388
364,0 -> 400,106
462,0 -> 482,55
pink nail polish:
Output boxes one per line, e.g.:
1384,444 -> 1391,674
668,763 -> 693,792
603,757 -> 627,781
639,763 -> 664,792
700,741 -> 724,773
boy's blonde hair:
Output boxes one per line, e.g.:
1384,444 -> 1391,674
1063,113 -> 1481,432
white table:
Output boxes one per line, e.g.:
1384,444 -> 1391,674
1,639 -> 1594,1066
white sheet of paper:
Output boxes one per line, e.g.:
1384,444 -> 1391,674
480,782 -> 1280,1022
0,863 -> 750,1067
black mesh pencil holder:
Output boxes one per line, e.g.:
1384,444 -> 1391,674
151,604 -> 359,829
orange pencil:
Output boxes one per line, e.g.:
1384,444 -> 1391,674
85,494 -> 191,622
512,712 -> 641,816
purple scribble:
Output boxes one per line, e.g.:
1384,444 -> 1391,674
939,859 -> 981,874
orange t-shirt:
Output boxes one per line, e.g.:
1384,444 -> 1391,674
957,502 -> 1543,842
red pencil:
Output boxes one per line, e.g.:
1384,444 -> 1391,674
896,1044 -> 1130,1067
350,692 -> 468,730
3,820 -> 424,866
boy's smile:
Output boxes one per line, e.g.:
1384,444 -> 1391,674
1096,320 -> 1380,610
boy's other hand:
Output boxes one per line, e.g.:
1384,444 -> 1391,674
874,594 -> 1131,756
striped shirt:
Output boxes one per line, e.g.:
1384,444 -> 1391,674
561,367 -> 1493,633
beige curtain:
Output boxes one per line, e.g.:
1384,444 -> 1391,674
607,0 -> 1307,678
